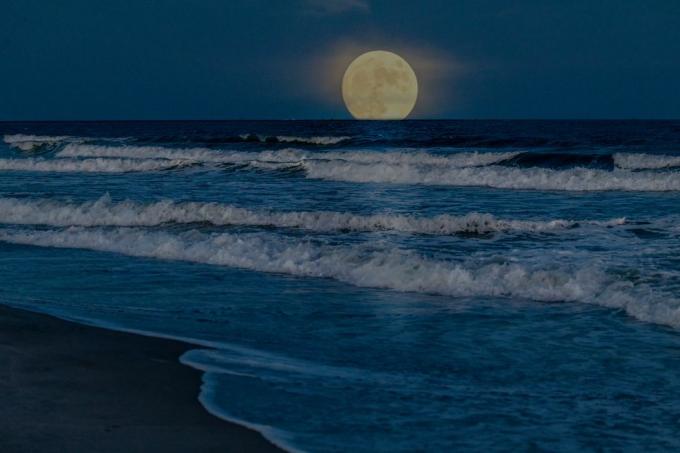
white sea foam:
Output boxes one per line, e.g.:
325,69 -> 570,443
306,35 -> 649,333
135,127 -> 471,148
0,195 -> 625,234
274,135 -> 351,145
324,150 -> 520,166
613,153 -> 680,170
57,144 -> 519,167
1,226 -> 678,327
58,144 -> 279,163
3,134 -> 72,151
0,157 -> 191,173
301,160 -> 680,192
59,144 -> 680,191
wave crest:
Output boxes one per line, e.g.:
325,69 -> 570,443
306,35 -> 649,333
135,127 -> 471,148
0,195 -> 625,234
301,160 -> 680,192
0,226 -> 677,327
0,158 -> 190,173
241,135 -> 351,145
3,134 -> 71,151
614,153 -> 680,170
57,144 -> 519,167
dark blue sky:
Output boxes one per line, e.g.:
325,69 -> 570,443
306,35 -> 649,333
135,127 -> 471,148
2,0 -> 679,120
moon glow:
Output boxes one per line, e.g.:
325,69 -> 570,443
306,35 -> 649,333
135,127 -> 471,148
342,50 -> 418,120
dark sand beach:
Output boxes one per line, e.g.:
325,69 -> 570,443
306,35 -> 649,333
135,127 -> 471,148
0,304 -> 282,453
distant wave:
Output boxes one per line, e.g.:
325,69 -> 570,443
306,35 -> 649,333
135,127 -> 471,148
0,157 -> 190,173
7,131 -> 677,152
0,195 -> 625,234
241,135 -> 351,145
301,160 -> 680,192
58,144 -> 519,167
61,143 -> 680,173
0,226 -> 676,327
133,133 -> 647,149
48,144 -> 680,191
13,141 -> 680,190
613,153 -> 680,170
132,134 -> 352,146
3,133 -> 351,150
0,133 -> 563,150
58,144 -> 279,163
3,134 -> 72,151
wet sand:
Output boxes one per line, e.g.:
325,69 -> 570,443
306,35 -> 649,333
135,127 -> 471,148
0,304 -> 283,453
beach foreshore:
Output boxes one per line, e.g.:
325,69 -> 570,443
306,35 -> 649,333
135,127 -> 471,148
0,304 -> 283,453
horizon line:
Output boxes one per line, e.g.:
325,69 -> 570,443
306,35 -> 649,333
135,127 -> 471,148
2,118 -> 680,123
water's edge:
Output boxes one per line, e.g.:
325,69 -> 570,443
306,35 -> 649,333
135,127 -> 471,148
0,300 -> 299,453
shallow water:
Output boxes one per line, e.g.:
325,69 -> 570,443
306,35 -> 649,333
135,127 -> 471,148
2,120 -> 680,451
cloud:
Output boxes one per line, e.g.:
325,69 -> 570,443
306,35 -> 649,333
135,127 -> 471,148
302,0 -> 370,15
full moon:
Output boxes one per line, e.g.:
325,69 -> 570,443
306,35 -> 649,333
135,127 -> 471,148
342,50 -> 418,120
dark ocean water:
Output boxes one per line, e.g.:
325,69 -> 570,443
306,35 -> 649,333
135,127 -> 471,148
2,120 -> 680,452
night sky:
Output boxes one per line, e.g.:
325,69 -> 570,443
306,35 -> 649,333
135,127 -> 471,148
2,0 -> 680,120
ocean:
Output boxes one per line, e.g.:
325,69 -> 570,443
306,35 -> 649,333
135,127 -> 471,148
2,120 -> 680,451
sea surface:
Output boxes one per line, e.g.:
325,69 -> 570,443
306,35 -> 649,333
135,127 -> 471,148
2,120 -> 680,452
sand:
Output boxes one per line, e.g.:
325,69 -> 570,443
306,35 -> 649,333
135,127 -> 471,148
0,304 -> 283,453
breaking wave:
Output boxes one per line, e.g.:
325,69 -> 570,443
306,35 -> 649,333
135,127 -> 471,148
241,135 -> 351,145
0,157 -> 190,173
134,134 -> 352,146
57,144 -> 519,167
0,226 -> 677,327
12,142 -> 680,190
58,144 -> 277,163
301,160 -> 680,192
3,133 -> 351,150
614,153 -> 680,170
3,134 -> 72,151
0,195 -> 626,234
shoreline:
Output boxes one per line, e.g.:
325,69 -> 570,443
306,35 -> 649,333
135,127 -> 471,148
0,303 -> 283,453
